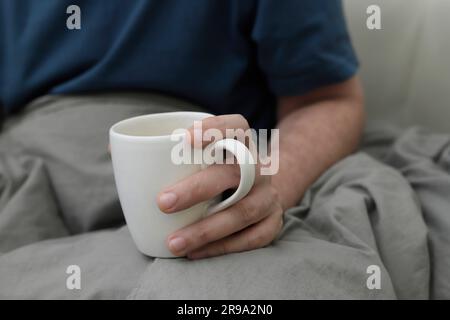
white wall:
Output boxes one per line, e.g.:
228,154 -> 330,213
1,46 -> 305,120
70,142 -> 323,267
344,0 -> 450,132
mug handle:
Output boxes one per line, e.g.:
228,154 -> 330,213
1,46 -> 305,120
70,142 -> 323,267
206,138 -> 256,215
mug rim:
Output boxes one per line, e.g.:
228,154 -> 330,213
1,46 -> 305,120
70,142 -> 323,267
109,111 -> 213,141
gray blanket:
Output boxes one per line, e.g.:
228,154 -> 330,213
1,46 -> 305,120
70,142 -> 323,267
0,94 -> 449,299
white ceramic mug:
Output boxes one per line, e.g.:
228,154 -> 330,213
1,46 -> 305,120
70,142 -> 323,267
109,112 -> 255,257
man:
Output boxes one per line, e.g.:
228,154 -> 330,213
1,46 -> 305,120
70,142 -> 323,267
0,0 -> 364,260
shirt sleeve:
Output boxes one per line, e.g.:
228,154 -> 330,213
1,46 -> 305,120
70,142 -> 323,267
251,0 -> 358,96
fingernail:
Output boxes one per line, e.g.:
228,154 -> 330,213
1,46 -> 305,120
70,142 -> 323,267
159,192 -> 177,211
169,237 -> 187,253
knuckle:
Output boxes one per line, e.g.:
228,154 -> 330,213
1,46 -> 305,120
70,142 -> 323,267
272,201 -> 283,218
235,114 -> 249,129
213,116 -> 227,130
278,218 -> 284,234
269,186 -> 281,204
246,230 -> 268,249
267,187 -> 283,214
236,200 -> 258,225
263,228 -> 276,246
197,224 -> 212,244
272,216 -> 283,238
190,179 -> 202,200
218,241 -> 229,255
258,187 -> 276,212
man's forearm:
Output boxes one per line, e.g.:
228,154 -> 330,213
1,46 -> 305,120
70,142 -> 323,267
272,78 -> 365,210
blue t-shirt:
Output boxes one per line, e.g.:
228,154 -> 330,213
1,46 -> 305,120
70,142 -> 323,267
0,0 -> 358,129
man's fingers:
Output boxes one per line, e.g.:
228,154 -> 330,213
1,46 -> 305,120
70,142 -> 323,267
187,114 -> 250,148
157,152 -> 265,213
166,185 -> 276,256
187,209 -> 283,260
157,163 -> 240,213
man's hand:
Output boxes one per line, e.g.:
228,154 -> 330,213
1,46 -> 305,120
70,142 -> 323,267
157,115 -> 284,259
156,75 -> 364,260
